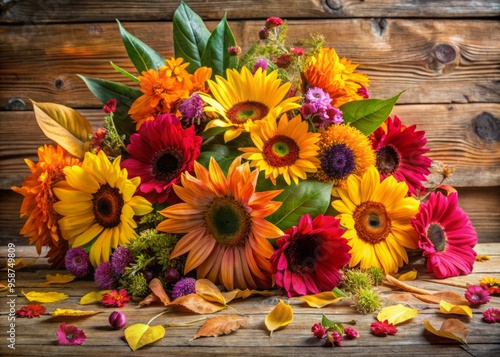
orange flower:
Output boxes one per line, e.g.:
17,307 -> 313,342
11,145 -> 80,266
302,47 -> 369,107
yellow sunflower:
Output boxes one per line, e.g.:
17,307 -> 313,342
240,113 -> 320,185
199,67 -> 301,142
331,166 -> 420,273
156,156 -> 284,291
314,124 -> 376,187
53,150 -> 153,267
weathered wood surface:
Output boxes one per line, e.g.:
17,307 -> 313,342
0,244 -> 499,356
1,0 -> 499,22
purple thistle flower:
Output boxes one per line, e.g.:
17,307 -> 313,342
253,59 -> 268,73
94,261 -> 119,290
178,94 -> 204,126
171,277 -> 196,300
111,246 -> 134,275
65,247 -> 91,278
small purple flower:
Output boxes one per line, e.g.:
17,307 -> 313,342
302,87 -> 343,127
305,87 -> 331,107
482,308 -> 500,323
253,59 -> 268,73
65,247 -> 91,278
94,261 -> 119,290
108,311 -> 127,329
111,246 -> 134,275
465,285 -> 491,305
178,94 -> 204,126
357,85 -> 370,99
171,277 -> 196,300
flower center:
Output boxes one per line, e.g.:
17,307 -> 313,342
262,135 -> 300,167
426,223 -> 447,252
66,333 -> 74,340
376,145 -> 401,175
92,183 -> 124,228
152,148 -> 183,183
285,234 -> 319,274
204,196 -> 251,247
226,101 -> 269,124
153,83 -> 165,95
354,201 -> 391,244
320,144 -> 355,181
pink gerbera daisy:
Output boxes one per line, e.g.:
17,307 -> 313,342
370,115 -> 432,196
410,191 -> 478,279
270,214 -> 351,297
121,113 -> 202,204
56,322 -> 86,345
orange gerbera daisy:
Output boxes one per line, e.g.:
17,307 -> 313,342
157,156 -> 284,291
302,47 -> 369,107
11,144 -> 81,267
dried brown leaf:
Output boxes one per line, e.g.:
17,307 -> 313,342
149,278 -> 170,305
423,318 -> 469,344
138,292 -> 161,306
191,315 -> 249,340
195,279 -> 226,305
384,274 -> 432,295
168,293 -> 225,314
412,292 -> 471,306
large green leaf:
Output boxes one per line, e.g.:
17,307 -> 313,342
197,143 -> 241,173
339,92 -> 403,135
173,1 -> 211,73
117,20 -> 165,74
201,14 -> 237,79
78,75 -> 140,138
257,176 -> 334,233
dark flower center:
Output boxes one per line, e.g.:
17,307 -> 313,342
263,135 -> 300,167
66,333 -> 74,340
204,196 -> 251,247
354,201 -> 391,244
226,101 -> 269,124
152,148 -> 183,183
92,183 -> 124,228
320,144 -> 355,181
426,223 -> 447,252
285,234 -> 320,274
376,145 -> 401,175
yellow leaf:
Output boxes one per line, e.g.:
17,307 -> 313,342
23,290 -> 68,303
0,283 -> 7,292
423,319 -> 469,344
79,290 -> 111,305
2,257 -> 38,271
412,291 -> 471,306
32,100 -> 93,158
298,291 -> 342,308
398,270 -> 417,281
475,255 -> 490,262
40,273 -> 75,286
221,289 -> 273,304
191,315 -> 249,340
195,279 -> 226,305
377,304 -> 420,325
124,323 -> 165,351
439,300 -> 473,317
265,299 -> 293,336
50,308 -> 104,317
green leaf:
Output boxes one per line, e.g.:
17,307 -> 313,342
321,314 -> 344,334
110,61 -> 139,83
197,143 -> 241,173
116,20 -> 165,74
331,287 -> 347,298
201,14 -> 238,78
173,1 -> 211,73
257,177 -> 333,234
78,75 -> 140,139
201,126 -> 230,141
339,92 -> 403,135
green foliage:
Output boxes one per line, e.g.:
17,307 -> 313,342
366,267 -> 385,286
353,288 -> 381,314
341,268 -> 374,294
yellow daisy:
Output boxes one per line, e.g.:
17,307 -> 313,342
157,156 -> 284,291
331,166 -> 420,273
53,150 -> 153,267
199,67 -> 301,142
240,113 -> 320,185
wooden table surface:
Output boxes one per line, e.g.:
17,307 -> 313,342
1,243 -> 499,357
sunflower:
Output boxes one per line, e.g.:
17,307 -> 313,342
314,124 -> 376,187
302,47 -> 369,107
331,166 -> 420,273
370,115 -> 432,196
11,144 -> 81,267
199,67 -> 301,142
121,113 -> 202,204
53,150 -> 153,267
156,156 -> 284,291
240,113 -> 320,185
410,191 -> 477,279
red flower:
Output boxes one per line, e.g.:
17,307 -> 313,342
482,308 -> 500,323
464,285 -> 491,305
290,47 -> 305,56
270,214 -> 350,297
311,323 -> 327,339
275,53 -> 293,69
56,322 -> 86,345
16,304 -> 46,318
344,327 -> 359,339
370,320 -> 397,337
103,99 -> 117,114
265,17 -> 283,28
101,289 -> 131,307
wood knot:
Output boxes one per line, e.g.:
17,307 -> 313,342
434,44 -> 458,64
325,0 -> 343,11
371,18 -> 388,36
54,78 -> 65,89
473,112 -> 500,141
6,98 -> 27,111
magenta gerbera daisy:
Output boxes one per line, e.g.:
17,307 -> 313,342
270,214 -> 351,297
410,191 -> 478,279
121,113 -> 202,204
370,115 -> 432,196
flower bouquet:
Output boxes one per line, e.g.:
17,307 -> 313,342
13,1 -> 481,314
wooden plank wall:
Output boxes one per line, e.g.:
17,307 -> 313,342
0,0 -> 499,244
